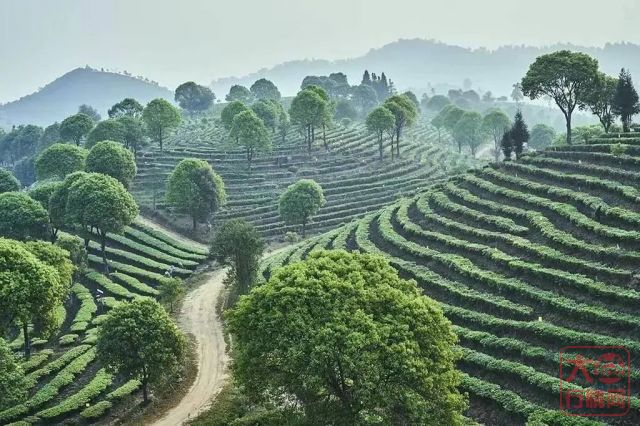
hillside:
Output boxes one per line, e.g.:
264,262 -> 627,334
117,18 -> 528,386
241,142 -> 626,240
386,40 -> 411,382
212,38 -> 640,97
0,67 -> 173,128
0,218 -> 208,425
261,135 -> 640,424
132,118 -> 476,240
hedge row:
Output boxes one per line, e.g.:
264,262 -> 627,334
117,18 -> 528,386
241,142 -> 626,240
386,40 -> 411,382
70,283 -> 97,332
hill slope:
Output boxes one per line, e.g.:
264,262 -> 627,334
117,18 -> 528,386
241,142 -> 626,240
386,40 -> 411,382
0,67 -> 173,127
212,38 -> 640,97
262,135 -> 640,424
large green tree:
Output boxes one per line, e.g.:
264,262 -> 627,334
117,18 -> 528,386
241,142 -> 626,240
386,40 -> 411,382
612,68 -> 640,132
225,85 -> 254,103
78,104 -> 101,122
142,99 -> 182,151
97,298 -> 186,403
60,113 -> 94,146
0,238 -> 67,358
278,179 -> 325,238
210,219 -> 265,302
521,50 -> 599,144
227,250 -> 466,424
529,124 -> 556,150
481,109 -> 511,161
454,111 -> 485,156
221,101 -> 249,131
108,98 -> 144,119
86,140 -> 137,188
585,73 -> 617,133
366,106 -> 396,160
34,143 -> 87,181
117,116 -> 147,157
0,169 -> 20,193
229,110 -> 271,171
174,81 -> 215,114
48,172 -> 87,243
383,94 -> 418,158
510,110 -> 530,159
166,159 -> 226,231
66,173 -> 138,271
28,180 -> 62,212
0,337 -> 28,410
250,78 -> 281,101
289,89 -> 327,152
0,192 -> 49,241
86,119 -> 125,148
250,100 -> 279,132
426,95 -> 451,112
350,84 -> 378,117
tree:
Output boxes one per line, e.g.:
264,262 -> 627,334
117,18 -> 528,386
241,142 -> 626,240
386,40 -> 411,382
510,110 -> 530,159
501,130 -> 514,160
481,109 -> 511,161
55,234 -> 88,279
0,238 -> 66,358
97,298 -> 186,403
78,104 -> 101,122
38,122 -> 61,152
0,192 -> 49,241
250,78 -> 281,101
175,81 -> 215,114
142,99 -> 182,151
221,101 -> 249,131
612,68 -> 640,132
86,119 -> 125,148
350,84 -> 378,116
28,180 -> 62,211
289,89 -> 326,152
35,143 -> 87,181
333,99 -> 357,121
117,116 -> 147,157
86,140 -> 137,188
49,172 -> 88,243
226,85 -> 254,103
0,169 -> 20,193
511,83 -> 524,104
166,159 -> 226,231
60,113 -> 94,146
529,124 -> 556,150
229,110 -> 271,171
431,109 -> 447,145
521,50 -> 599,144
227,250 -> 466,425
426,95 -> 450,112
278,179 -> 325,238
158,277 -> 184,313
585,73 -> 617,133
304,85 -> 333,150
0,337 -> 28,410
454,111 -> 485,156
250,100 -> 279,132
366,106 -> 396,160
210,219 -> 265,302
24,240 -> 75,290
66,173 -> 138,271
383,95 -> 418,158
402,90 -> 420,111
443,107 -> 466,149
482,91 -> 495,103
108,98 -> 144,119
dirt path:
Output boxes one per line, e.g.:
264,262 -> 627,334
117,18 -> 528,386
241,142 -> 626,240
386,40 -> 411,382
153,268 -> 228,426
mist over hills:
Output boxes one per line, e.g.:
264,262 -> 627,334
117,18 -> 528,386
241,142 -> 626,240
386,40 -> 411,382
211,38 -> 640,97
0,67 -> 173,128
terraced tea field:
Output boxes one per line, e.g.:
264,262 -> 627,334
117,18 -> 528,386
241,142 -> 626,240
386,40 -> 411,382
0,219 -> 207,425
132,120 -> 474,239
260,136 -> 640,425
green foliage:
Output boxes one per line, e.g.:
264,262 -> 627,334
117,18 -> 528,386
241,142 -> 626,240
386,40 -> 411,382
38,122 -> 61,152
158,277 -> 184,312
86,119 -> 125,148
366,106 -> 395,160
97,298 -> 186,402
0,169 -> 20,193
55,234 -> 88,277
80,400 -> 113,420
59,113 -> 94,146
585,73 -> 617,133
48,171 -> 87,234
249,78 -> 281,101
612,68 -> 640,132
521,50 -> 599,144
0,192 -> 49,240
142,98 -> 182,151
510,110 -> 530,159
35,143 -> 87,180
221,101 -> 249,131
0,338 -> 28,411
229,110 -> 271,170
23,240 -> 74,290
250,100 -> 279,131
442,105 -> 465,132
529,124 -> 556,149
116,116 -> 147,156
610,142 -> 627,156
278,179 -> 325,237
333,99 -> 358,121
28,181 -> 62,211
228,250 -> 466,425
454,111 -> 485,156
78,104 -> 101,122
225,85 -> 254,103
210,219 -> 265,300
165,158 -> 226,230
350,84 -> 378,116
175,81 -> 215,113
108,98 -> 144,119
86,140 -> 137,188
482,109 -> 511,160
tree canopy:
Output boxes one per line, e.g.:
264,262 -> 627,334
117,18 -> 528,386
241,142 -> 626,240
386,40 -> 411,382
529,124 -> 556,149
366,106 -> 396,160
48,171 -> 87,240
227,250 -> 466,424
250,78 -> 281,101
229,110 -> 271,170
142,98 -> 182,151
0,192 -> 49,241
612,68 -> 640,132
510,110 -> 530,159
108,98 -> 144,119
225,85 -> 253,103
481,109 -> 511,161
383,94 -> 418,158
35,143 -> 87,181
221,101 -> 250,131
278,179 -> 325,237
86,119 -> 126,148
175,81 -> 215,113
78,104 -> 101,122
86,140 -> 137,188
585,73 -> 617,133
97,298 -> 186,402
0,169 -> 20,193
60,113 -> 94,146
454,111 -> 485,156
166,158 -> 226,230
0,337 -> 28,410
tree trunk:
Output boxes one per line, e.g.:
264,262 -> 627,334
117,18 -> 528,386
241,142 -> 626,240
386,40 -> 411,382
100,232 -> 110,274
323,124 -> 328,150
84,237 -> 90,251
159,129 -> 164,151
247,147 -> 253,171
50,228 -> 58,243
192,216 -> 197,231
307,125 -> 312,152
23,321 -> 30,360
378,132 -> 383,161
390,133 -> 395,160
457,139 -> 462,153
142,380 -> 149,403
312,126 -> 315,143
395,127 -> 401,157
566,114 -> 572,145
494,137 -> 500,162
302,218 -> 307,238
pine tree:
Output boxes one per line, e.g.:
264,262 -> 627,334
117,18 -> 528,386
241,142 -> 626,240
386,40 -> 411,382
510,110 -> 529,159
612,68 -> 640,132
362,70 -> 372,86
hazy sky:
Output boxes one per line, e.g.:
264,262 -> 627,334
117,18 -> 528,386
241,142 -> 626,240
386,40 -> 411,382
1,0 -> 639,102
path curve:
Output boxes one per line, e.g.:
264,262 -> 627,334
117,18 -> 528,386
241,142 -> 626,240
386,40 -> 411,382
153,268 -> 229,426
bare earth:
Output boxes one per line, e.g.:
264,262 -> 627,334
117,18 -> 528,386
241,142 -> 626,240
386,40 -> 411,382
153,267 -> 229,426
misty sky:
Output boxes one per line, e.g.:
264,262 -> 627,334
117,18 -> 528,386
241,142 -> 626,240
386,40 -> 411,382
1,0 -> 639,102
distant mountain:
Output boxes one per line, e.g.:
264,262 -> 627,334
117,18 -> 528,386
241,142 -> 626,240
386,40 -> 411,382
0,67 -> 173,128
211,38 -> 640,97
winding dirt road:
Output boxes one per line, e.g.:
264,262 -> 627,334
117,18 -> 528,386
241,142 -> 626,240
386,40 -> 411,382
153,268 -> 229,426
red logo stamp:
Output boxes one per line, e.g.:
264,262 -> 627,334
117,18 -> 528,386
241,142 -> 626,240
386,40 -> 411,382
560,346 -> 630,417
